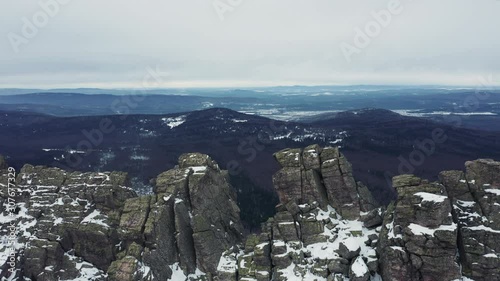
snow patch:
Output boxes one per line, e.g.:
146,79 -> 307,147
162,115 -> 186,129
81,210 -> 109,228
414,192 -> 448,203
190,166 -> 207,174
351,256 -> 369,277
408,223 -> 456,236
485,189 -> 500,196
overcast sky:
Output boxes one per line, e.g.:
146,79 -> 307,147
1,0 -> 499,88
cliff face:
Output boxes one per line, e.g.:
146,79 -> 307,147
1,146 -> 499,281
217,145 -> 383,281
0,153 -> 243,281
378,159 -> 500,281
217,145 -> 500,281
0,164 -> 136,281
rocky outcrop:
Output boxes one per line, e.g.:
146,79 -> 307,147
439,159 -> 500,281
0,164 -> 136,281
378,159 -> 500,281
218,145 -> 382,281
116,152 -> 244,281
220,146 -> 500,281
0,153 -> 243,281
378,175 -> 461,281
273,145 -> 378,220
2,148 -> 499,281
110,153 -> 244,281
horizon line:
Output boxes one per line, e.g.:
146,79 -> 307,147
2,83 -> 500,91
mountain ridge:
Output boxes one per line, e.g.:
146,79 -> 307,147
2,107 -> 500,215
1,146 -> 499,280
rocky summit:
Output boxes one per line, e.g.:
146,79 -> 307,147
378,158 -> 500,281
0,153 -> 243,281
216,145 -> 383,281
1,146 -> 499,281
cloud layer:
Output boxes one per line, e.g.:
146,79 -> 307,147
1,0 -> 499,88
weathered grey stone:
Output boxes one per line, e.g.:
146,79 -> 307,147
142,198 -> 178,279
360,208 -> 383,229
357,181 -> 379,212
0,153 -> 243,281
273,145 -> 376,220
321,147 -> 361,220
328,258 -> 349,275
338,240 -> 361,260
302,144 -> 322,170
438,159 -> 500,281
9,147 -> 500,281
274,148 -> 302,168
118,196 -> 151,243
108,256 -> 153,281
273,167 -> 303,206
174,199 -> 197,274
379,175 -> 461,281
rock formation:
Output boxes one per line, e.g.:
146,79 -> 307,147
0,163 -> 135,281
377,175 -> 461,281
378,159 -> 500,281
0,153 -> 243,281
217,145 -> 382,281
440,159 -> 500,280
1,146 -> 499,281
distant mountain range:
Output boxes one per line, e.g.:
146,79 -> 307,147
1,88 -> 500,130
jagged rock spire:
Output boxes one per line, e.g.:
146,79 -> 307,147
273,145 -> 378,220
112,153 -> 244,280
378,159 -> 500,281
225,145 -> 382,281
0,154 -> 243,281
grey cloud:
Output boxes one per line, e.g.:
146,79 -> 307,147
0,0 -> 499,88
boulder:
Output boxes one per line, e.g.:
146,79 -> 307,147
338,238 -> 361,260
360,208 -> 383,229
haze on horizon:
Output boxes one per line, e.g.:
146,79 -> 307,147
1,0 -> 499,89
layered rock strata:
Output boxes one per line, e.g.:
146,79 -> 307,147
2,146 -> 500,281
378,159 -> 500,281
0,153 -> 243,281
217,145 -> 382,281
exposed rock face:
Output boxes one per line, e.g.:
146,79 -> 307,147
378,175 -> 461,281
218,145 -> 382,281
273,145 -> 377,220
2,149 -> 499,281
0,164 -> 135,281
219,147 -> 500,281
111,153 -> 244,281
0,153 -> 243,281
440,159 -> 500,281
378,159 -> 500,281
